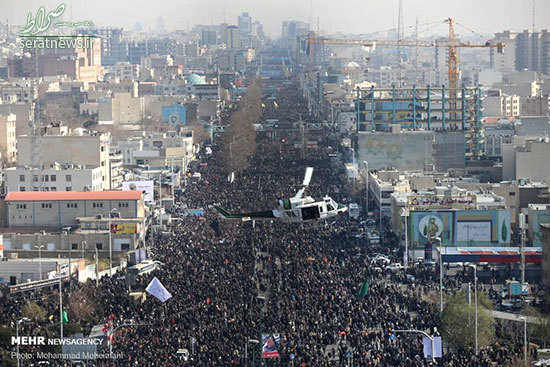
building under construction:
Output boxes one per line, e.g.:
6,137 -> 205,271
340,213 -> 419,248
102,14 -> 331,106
355,85 -> 484,168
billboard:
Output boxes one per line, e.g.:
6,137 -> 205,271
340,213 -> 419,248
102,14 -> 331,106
262,334 -> 280,358
408,195 -> 476,210
358,131 -> 433,170
110,223 -> 137,234
409,209 -> 511,249
122,180 -> 154,202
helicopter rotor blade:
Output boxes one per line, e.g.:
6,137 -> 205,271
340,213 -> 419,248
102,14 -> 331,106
302,167 -> 314,187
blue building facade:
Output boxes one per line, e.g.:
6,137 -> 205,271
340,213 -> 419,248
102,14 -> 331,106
162,104 -> 187,125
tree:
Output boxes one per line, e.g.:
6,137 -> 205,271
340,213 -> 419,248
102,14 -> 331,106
523,306 -> 550,347
441,291 -> 495,350
22,301 -> 45,322
220,78 -> 262,174
69,286 -> 98,323
64,323 -> 82,337
0,325 -> 14,348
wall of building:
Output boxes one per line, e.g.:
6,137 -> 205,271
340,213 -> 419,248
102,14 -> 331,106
358,131 -> 434,171
516,140 -> 550,184
7,198 -> 144,228
408,209 -> 511,250
0,114 -> 17,164
17,134 -> 111,189
5,166 -> 104,192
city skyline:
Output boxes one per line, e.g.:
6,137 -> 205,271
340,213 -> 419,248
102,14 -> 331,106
4,0 -> 550,37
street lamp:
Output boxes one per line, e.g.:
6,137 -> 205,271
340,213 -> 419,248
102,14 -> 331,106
62,226 -> 72,294
518,315 -> 527,366
435,236 -> 443,314
400,208 -> 409,269
16,317 -> 31,367
363,161 -> 369,217
350,147 -> 356,190
34,245 -> 44,280
469,263 -> 478,356
256,295 -> 266,367
108,209 -> 118,276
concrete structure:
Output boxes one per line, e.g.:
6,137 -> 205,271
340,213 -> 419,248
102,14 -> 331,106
1,228 -> 143,261
368,170 -> 410,218
515,138 -> 550,184
225,26 -> 241,50
528,204 -> 550,247
0,114 -> 16,165
5,164 -> 105,192
492,180 -> 550,228
492,30 -> 550,76
541,223 -> 550,287
17,131 -> 112,189
4,190 -> 145,229
0,82 -> 37,103
0,103 -> 33,136
114,61 -> 140,80
521,96 -> 550,117
482,94 -> 521,118
98,93 -> 144,125
115,131 -> 194,169
490,31 -> 517,72
515,117 -> 550,136
483,120 -> 515,159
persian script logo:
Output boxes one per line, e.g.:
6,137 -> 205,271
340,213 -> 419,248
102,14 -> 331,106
20,3 -> 93,36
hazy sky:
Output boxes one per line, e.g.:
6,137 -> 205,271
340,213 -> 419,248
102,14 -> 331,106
4,0 -> 549,37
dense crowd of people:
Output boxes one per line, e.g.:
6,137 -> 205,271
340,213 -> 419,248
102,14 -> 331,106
1,86 -> 531,366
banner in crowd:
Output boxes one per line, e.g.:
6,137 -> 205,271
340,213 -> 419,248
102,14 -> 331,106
182,209 -> 204,217
262,334 -> 280,358
423,336 -> 442,359
145,277 -> 172,302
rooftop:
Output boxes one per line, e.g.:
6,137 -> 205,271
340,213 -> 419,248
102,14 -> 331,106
5,191 -> 143,202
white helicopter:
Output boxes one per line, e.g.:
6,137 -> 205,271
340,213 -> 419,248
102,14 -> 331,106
214,167 -> 348,222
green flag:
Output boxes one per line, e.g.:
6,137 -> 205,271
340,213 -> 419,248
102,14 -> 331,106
62,310 -> 68,324
357,279 -> 369,299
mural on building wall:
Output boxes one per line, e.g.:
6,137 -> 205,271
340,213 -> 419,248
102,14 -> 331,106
409,210 -> 511,249
358,131 -> 433,170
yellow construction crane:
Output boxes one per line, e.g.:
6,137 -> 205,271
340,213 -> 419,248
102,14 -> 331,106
305,18 -> 505,96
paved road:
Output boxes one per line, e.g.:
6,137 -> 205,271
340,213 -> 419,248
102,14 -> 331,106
490,310 -> 541,324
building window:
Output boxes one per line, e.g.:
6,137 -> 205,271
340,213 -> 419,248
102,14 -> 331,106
32,187 -> 39,191
42,175 -> 49,182
50,175 -> 56,182
71,243 -> 78,250
20,187 -> 26,191
118,202 -> 129,208
16,204 -> 27,209
41,203 -> 52,209
509,192 -> 516,196
121,243 -> 130,251
67,203 -> 78,209
93,203 -> 104,208
33,175 -> 38,182
19,175 -> 25,182
51,187 -> 57,191
66,187 -> 72,191
66,175 -> 72,182
95,243 -> 103,250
